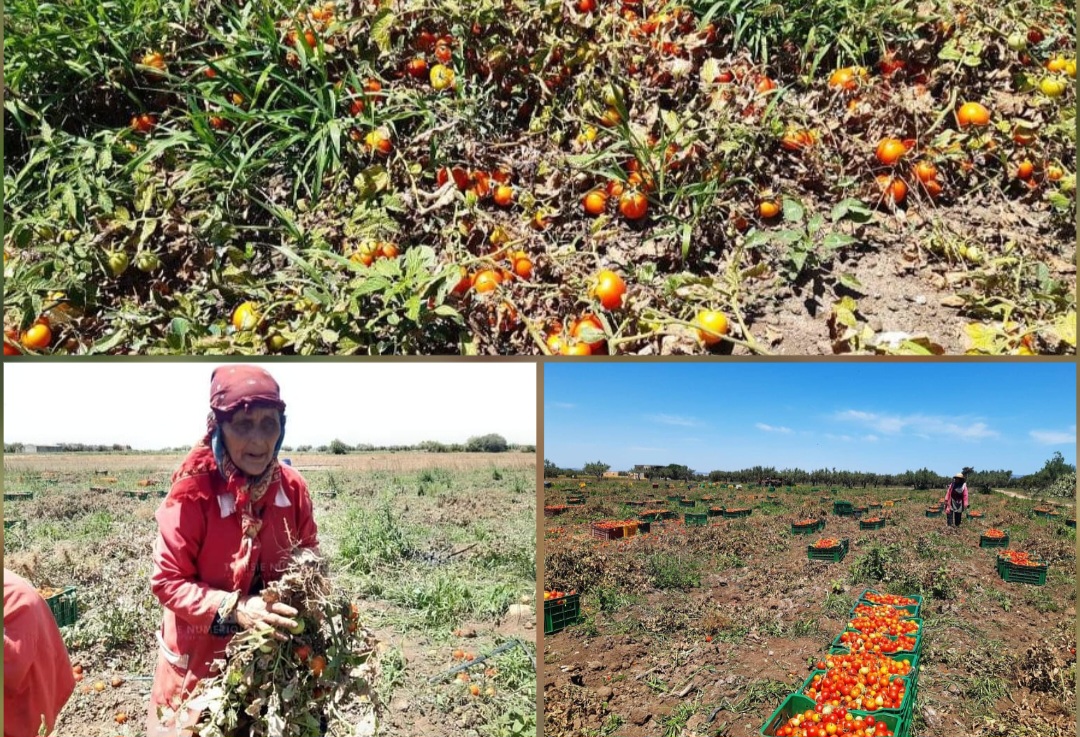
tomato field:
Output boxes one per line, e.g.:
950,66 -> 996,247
4,0 -> 1076,354
2,452 -> 537,737
542,479 -> 1076,737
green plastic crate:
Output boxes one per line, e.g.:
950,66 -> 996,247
722,508 -> 753,518
1067,518 -> 1076,529
639,512 -> 660,523
798,669 -> 914,718
707,507 -> 724,517
826,648 -> 920,682
853,590 -> 922,618
924,509 -> 943,518
1001,560 -> 1048,586
830,628 -> 921,657
4,519 -> 26,530
42,586 -> 78,628
637,521 -> 651,534
979,533 -> 1009,548
567,497 -> 586,505
791,520 -> 822,535
760,694 -> 907,737
833,501 -> 854,516
859,518 -> 886,530
869,503 -> 883,509
3,492 -> 33,501
679,499 -> 697,507
666,494 -> 681,501
685,512 -> 708,526
544,593 -> 581,635
807,538 -> 849,562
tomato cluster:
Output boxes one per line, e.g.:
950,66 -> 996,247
814,538 -> 843,549
862,593 -> 917,608
804,652 -> 911,712
835,630 -> 916,655
726,507 -> 751,514
544,589 -> 575,601
593,519 -> 638,530
861,517 -> 883,524
999,550 -> 1043,567
544,505 -> 569,514
774,707 -> 894,737
848,612 -> 920,638
795,518 -> 819,527
984,528 -> 1006,539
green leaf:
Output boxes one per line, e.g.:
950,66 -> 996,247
743,230 -> 771,249
963,323 -> 1002,354
822,233 -> 857,250
782,197 -> 804,223
806,213 -> 824,235
830,198 -> 872,223
370,9 -> 396,54
837,273 -> 863,291
1051,310 -> 1076,348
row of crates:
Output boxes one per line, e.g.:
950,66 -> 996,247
760,589 -> 923,737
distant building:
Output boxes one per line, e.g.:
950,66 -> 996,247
631,464 -> 666,480
22,444 -> 63,454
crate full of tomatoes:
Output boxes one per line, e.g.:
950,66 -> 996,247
852,591 -> 921,619
859,517 -> 886,530
799,651 -> 915,717
591,520 -> 633,540
979,529 -> 1009,548
808,538 -> 849,562
792,518 -> 824,535
544,505 -> 569,517
544,589 -> 581,635
37,586 -> 78,627
997,550 -> 1049,586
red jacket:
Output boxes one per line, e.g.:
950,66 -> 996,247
945,481 -> 968,510
4,569 -> 76,737
147,457 -> 318,735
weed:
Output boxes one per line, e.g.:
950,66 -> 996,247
965,674 -> 1008,714
647,552 -> 701,590
334,502 -> 415,575
659,699 -> 699,737
492,467 -> 503,481
823,592 -> 851,617
1025,588 -> 1059,614
928,565 -> 958,601
376,646 -> 406,703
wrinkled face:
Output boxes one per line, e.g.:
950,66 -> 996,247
221,406 -> 282,476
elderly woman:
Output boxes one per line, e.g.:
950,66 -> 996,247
148,365 -> 319,737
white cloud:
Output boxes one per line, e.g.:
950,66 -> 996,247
647,414 -> 702,427
834,410 -> 998,441
1030,426 -> 1076,445
548,402 -> 576,409
755,423 -> 792,434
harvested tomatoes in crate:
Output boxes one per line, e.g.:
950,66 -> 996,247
802,652 -> 912,713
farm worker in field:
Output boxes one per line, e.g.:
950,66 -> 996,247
147,365 -> 319,737
3,568 -> 76,737
945,472 -> 969,528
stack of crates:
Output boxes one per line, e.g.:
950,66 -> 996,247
40,587 -> 79,628
759,589 -> 921,737
833,501 -> 854,516
684,512 -> 708,526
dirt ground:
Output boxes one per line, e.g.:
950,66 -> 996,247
543,488 -> 1076,737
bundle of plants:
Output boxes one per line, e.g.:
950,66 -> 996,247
184,549 -> 380,737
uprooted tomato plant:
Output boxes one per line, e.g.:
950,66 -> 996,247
3,0 -> 1075,354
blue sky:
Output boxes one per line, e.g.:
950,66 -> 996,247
544,363 -> 1077,476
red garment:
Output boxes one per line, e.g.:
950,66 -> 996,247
147,451 -> 317,737
208,364 -> 286,419
945,480 -> 969,510
3,569 -> 75,737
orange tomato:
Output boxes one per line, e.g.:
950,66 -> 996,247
695,310 -> 729,345
406,57 -> 428,78
921,178 -> 943,199
434,42 -> 453,64
560,340 -> 592,355
876,174 -> 908,204
512,255 -> 533,280
755,76 -> 777,94
1017,160 -> 1035,180
472,269 -> 502,293
141,51 -> 166,70
591,269 -> 627,310
912,160 -> 937,183
875,138 -> 907,166
828,67 -> 864,91
309,655 -> 326,677
20,322 -> 52,350
570,314 -> 605,351
618,190 -> 648,220
758,200 -> 781,219
492,184 -> 514,207
364,129 -> 392,155
956,102 -> 990,127
583,189 -> 608,216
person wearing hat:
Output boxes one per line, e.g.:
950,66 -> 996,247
147,365 -> 319,737
945,472 -> 969,528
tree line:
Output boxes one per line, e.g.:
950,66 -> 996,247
5,434 -> 534,455
545,452 -> 1076,496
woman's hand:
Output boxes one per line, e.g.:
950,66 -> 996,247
235,595 -> 298,640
